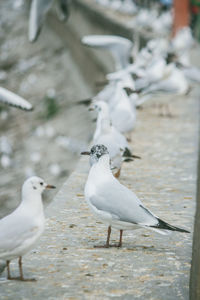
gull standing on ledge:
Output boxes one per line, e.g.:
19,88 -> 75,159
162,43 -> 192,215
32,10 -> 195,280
81,145 -> 189,248
0,176 -> 56,281
91,101 -> 140,177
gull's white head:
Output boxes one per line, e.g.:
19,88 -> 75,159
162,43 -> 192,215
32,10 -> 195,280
22,176 -> 56,195
81,144 -> 109,165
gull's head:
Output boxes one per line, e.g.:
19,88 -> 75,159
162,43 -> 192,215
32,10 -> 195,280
81,144 -> 109,164
22,176 -> 56,195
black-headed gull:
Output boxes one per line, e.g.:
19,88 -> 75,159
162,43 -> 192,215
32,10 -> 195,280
81,145 -> 189,248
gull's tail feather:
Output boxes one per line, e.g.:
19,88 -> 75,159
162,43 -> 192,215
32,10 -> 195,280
151,218 -> 190,233
132,154 -> 141,159
123,147 -> 141,159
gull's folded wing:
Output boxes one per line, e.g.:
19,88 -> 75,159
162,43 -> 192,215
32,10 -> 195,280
89,179 -> 158,226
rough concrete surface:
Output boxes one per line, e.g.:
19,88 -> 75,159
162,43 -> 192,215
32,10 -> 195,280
0,86 -> 199,299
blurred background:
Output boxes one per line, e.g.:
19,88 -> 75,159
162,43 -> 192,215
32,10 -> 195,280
0,0 -> 95,217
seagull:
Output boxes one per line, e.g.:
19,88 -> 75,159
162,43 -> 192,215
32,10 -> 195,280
29,0 -> 71,42
92,117 -> 140,178
134,56 -> 166,90
93,120 -> 123,178
149,11 -> 172,35
146,38 -> 169,56
132,8 -> 159,30
109,82 -> 136,135
176,63 -> 200,84
0,87 -> 33,111
81,145 -> 189,248
171,27 -> 194,53
91,100 -> 140,161
78,81 -> 136,136
106,70 -> 136,91
76,81 -> 116,108
116,0 -> 138,15
94,81 -> 117,103
0,176 -> 56,281
82,35 -> 133,70
141,63 -> 189,96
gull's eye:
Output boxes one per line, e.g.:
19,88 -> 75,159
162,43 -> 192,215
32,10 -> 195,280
40,182 -> 43,186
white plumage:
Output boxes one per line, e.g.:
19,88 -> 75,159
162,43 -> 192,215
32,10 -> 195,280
0,176 -> 55,281
0,87 -> 33,111
82,35 -> 133,70
29,0 -> 54,43
82,145 -> 189,247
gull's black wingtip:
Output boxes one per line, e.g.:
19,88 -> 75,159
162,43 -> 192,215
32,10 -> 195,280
123,147 -> 141,160
152,218 -> 190,233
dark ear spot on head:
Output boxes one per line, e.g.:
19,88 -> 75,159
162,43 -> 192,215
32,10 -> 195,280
33,186 -> 37,190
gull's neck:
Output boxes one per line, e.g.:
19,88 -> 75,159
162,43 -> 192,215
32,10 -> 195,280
20,189 -> 44,216
89,154 -> 112,180
97,105 -> 110,124
100,118 -> 111,134
94,107 -> 110,141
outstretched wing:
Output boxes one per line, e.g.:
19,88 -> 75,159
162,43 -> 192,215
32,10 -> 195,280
0,87 -> 33,111
29,0 -> 53,42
